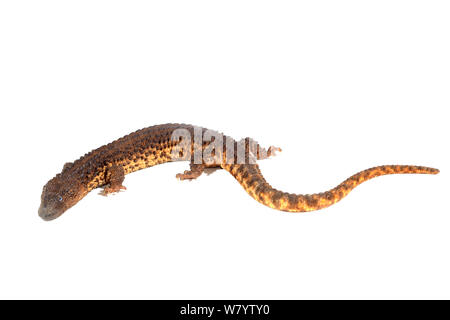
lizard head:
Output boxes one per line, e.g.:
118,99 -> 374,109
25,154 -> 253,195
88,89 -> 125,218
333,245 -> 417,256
39,173 -> 88,221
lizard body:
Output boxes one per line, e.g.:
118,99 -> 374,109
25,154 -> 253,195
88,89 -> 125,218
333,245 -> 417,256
39,123 -> 439,220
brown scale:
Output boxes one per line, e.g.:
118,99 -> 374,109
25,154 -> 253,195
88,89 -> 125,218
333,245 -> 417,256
38,123 -> 439,221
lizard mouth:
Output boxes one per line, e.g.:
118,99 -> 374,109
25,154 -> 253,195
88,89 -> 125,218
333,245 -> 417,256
38,205 -> 63,221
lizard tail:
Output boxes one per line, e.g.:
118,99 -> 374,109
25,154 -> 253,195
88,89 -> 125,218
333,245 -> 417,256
221,164 -> 439,212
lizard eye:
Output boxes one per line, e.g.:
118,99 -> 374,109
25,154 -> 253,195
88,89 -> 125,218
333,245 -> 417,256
57,195 -> 63,202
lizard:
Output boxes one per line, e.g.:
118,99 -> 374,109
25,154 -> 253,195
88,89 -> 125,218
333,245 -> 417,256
38,123 -> 439,221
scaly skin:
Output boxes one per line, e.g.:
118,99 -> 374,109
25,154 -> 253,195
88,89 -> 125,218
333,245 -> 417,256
39,123 -> 439,220
223,164 -> 438,212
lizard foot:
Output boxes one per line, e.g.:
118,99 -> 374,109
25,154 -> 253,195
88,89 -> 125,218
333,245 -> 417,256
266,146 -> 282,158
100,185 -> 127,196
176,164 -> 205,180
176,170 -> 203,181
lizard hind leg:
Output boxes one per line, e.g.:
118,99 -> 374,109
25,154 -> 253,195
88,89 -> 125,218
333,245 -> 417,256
241,137 -> 281,161
100,164 -> 127,196
264,145 -> 282,159
176,163 -> 206,181
255,143 -> 282,160
176,163 -> 221,181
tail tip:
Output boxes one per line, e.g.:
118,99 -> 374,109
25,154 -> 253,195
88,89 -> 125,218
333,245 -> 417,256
431,168 -> 440,174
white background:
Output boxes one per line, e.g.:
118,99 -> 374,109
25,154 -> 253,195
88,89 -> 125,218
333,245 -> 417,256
0,1 -> 449,299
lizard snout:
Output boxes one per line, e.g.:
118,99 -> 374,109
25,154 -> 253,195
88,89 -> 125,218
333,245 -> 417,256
38,204 -> 61,221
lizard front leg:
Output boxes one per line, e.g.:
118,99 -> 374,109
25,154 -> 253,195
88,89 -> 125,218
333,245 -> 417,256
101,164 -> 127,195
